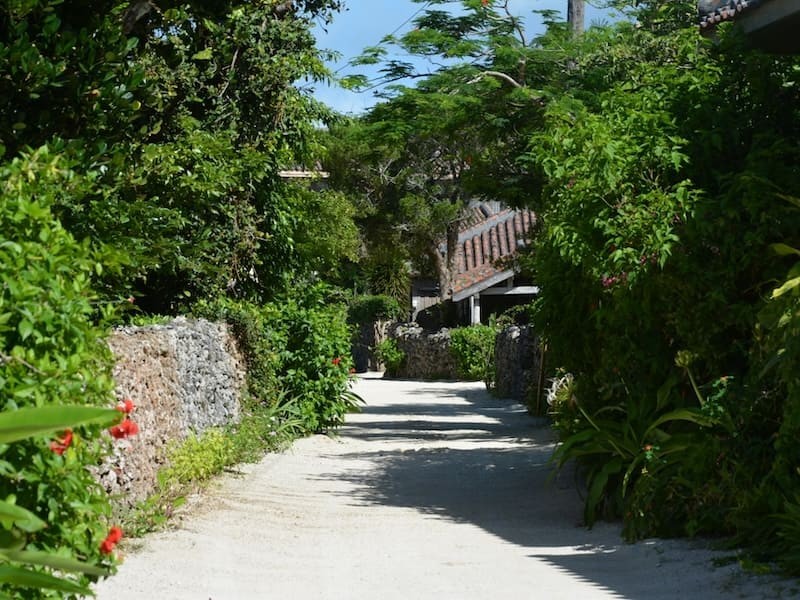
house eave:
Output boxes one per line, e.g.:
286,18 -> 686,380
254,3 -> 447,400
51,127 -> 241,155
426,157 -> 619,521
452,270 -> 516,302
699,0 -> 800,53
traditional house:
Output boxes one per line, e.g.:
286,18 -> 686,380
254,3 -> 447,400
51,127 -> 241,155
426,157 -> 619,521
412,202 -> 538,326
699,0 -> 800,52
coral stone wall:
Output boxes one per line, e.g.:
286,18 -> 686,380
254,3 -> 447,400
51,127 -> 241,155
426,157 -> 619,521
494,325 -> 544,412
99,318 -> 246,507
388,323 -> 459,380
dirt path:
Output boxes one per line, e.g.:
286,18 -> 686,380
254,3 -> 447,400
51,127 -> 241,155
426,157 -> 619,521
94,375 -> 795,599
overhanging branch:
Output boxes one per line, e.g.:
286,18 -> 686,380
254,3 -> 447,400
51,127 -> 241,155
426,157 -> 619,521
468,70 -> 523,89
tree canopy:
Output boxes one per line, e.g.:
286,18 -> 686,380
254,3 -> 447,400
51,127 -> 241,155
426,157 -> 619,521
1,0 -> 357,312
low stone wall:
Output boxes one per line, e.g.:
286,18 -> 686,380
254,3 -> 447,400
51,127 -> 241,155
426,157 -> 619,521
99,317 -> 246,508
494,325 -> 544,412
388,323 -> 459,380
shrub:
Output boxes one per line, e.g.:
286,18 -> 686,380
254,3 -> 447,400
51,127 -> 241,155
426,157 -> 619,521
275,286 -> 362,432
0,149 -> 126,598
193,284 -> 361,435
375,338 -> 406,377
449,325 -> 498,389
347,295 -> 405,324
161,430 -> 237,485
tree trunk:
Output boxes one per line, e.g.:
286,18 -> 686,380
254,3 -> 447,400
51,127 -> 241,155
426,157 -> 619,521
430,222 -> 460,304
567,0 -> 584,37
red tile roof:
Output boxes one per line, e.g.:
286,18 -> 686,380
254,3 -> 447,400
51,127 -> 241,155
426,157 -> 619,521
452,206 -> 536,302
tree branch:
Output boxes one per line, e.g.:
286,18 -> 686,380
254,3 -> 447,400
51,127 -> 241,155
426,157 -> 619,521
468,70 -> 523,89
0,352 -> 45,376
218,46 -> 240,98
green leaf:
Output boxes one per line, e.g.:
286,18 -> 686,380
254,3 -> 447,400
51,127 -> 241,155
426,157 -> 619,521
777,194 -> 800,210
17,320 -> 33,341
0,549 -> 108,576
585,458 -> 622,525
0,406 -> 120,444
644,408 -> 715,437
192,48 -> 213,60
0,501 -> 45,533
0,565 -> 90,596
770,243 -> 800,257
773,276 -> 800,299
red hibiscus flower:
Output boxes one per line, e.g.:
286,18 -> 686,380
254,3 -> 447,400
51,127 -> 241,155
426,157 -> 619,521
115,398 -> 135,414
109,419 -> 139,439
50,429 -> 73,456
332,357 -> 342,366
100,526 -> 123,555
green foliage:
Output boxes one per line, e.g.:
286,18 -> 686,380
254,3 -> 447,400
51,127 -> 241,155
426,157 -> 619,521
194,286 -> 361,435
0,150 -> 125,598
288,185 -> 361,281
347,295 -> 405,325
375,339 -> 406,377
274,286 -> 363,432
449,325 -> 498,389
161,430 -> 237,485
551,383 -> 722,534
364,249 -> 412,308
0,405 -> 120,599
1,0 -> 347,313
524,4 -> 800,563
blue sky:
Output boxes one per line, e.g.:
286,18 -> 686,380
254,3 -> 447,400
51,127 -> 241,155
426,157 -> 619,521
310,0 -> 615,114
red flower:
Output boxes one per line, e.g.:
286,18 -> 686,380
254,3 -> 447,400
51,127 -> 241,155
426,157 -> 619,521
100,526 -> 123,555
332,357 -> 342,366
107,526 -> 123,543
109,419 -> 139,439
115,398 -> 135,414
50,429 -> 73,456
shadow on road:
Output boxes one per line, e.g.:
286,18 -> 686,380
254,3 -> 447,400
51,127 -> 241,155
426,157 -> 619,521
314,379 -> 775,600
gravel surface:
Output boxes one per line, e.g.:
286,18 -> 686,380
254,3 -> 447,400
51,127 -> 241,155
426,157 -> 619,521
94,375 -> 798,600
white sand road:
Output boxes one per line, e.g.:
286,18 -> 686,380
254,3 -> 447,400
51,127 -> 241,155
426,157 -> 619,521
94,375 -> 797,600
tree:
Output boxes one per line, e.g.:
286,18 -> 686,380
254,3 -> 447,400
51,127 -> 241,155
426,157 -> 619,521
0,0 -> 347,312
327,0 -> 559,301
567,0 -> 584,36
